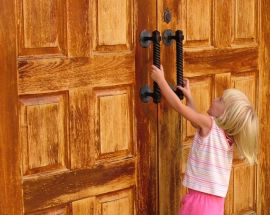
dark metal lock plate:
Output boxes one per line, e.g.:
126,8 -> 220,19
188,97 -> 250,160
164,8 -> 172,24
162,29 -> 174,46
139,30 -> 152,48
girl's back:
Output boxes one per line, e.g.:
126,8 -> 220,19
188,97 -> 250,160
183,117 -> 233,198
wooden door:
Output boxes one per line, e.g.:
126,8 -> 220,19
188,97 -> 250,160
2,1 -> 270,215
9,0 -> 158,214
157,1 -> 265,215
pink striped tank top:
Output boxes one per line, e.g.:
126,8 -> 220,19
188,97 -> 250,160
183,117 -> 233,197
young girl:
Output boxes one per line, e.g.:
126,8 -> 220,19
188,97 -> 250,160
150,65 -> 259,215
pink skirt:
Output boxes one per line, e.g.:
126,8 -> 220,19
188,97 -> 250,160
178,189 -> 225,215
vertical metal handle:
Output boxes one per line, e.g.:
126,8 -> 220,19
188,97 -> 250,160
139,30 -> 161,104
162,29 -> 185,100
175,30 -> 184,100
152,31 -> 161,104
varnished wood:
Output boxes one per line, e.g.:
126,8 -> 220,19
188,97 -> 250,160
67,0 -> 90,57
2,0 -> 269,214
214,73 -> 231,97
17,0 -> 67,56
258,0 -> 270,214
18,56 -> 134,94
231,71 -> 257,107
72,197 -> 94,215
135,0 -> 159,214
157,1 -> 258,215
23,160 -> 135,212
15,0 -> 142,214
19,92 -> 69,175
232,0 -> 258,46
96,188 -> 134,215
173,1 -> 261,215
28,205 -> 70,215
234,164 -> 256,214
184,47 -> 258,76
69,88 -> 94,169
96,87 -> 132,154
213,0 -> 232,48
184,0 -> 213,47
0,0 -> 23,214
158,1 -> 182,214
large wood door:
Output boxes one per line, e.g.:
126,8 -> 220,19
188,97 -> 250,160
1,0 -> 270,215
6,0 -> 158,214
157,1 -> 266,215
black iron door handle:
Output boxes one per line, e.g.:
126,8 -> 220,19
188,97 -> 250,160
163,29 -> 184,100
139,30 -> 161,104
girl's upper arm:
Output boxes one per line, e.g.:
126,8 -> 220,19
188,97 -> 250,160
178,102 -> 212,132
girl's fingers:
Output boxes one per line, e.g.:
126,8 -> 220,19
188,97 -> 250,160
151,65 -> 156,71
152,65 -> 159,69
151,66 -> 159,72
151,64 -> 163,71
177,86 -> 184,91
184,79 -> 189,86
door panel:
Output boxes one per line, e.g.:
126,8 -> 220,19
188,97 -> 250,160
17,0 -> 147,214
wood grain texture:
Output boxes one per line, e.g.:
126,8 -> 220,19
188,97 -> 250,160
232,0 -> 258,45
179,0 -> 213,47
258,0 -> 270,214
234,164 -> 256,214
213,0 -> 232,48
185,0 -> 213,47
69,88 -> 94,169
158,1 -> 182,214
175,1 -> 260,214
184,47 -> 258,76
231,71 -> 257,107
1,1 -> 267,215
98,0 -> 127,45
96,188 -> 134,215
72,197 -> 94,215
23,160 -> 135,212
91,0 -> 134,52
18,0 -> 67,56
28,205 -> 70,215
98,91 -> 130,153
67,0 -> 90,57
17,0 -> 139,214
19,93 -> 69,175
214,73 -> 231,97
0,0 -> 23,214
135,0 -> 159,214
94,86 -> 134,162
18,56 -> 134,94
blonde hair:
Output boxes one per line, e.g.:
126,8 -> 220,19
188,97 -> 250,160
215,89 -> 259,165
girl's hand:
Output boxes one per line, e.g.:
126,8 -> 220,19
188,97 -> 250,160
177,79 -> 192,100
151,65 -> 165,83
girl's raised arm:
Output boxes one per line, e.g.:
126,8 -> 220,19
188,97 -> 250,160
151,65 -> 211,135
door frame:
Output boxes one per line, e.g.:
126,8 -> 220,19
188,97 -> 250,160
258,0 -> 270,214
0,0 -> 23,214
135,0 -> 159,214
